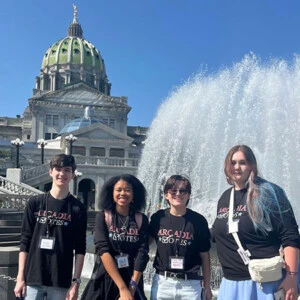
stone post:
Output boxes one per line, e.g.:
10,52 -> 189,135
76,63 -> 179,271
0,246 -> 19,300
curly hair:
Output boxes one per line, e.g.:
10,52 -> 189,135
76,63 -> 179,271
99,174 -> 146,212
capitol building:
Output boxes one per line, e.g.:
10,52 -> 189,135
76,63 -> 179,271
0,6 -> 147,210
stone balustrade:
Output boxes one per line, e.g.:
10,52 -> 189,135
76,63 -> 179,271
0,176 -> 43,196
22,156 -> 139,182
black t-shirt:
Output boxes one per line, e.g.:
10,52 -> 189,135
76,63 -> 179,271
94,210 -> 149,273
212,186 -> 300,280
149,208 -> 211,274
20,192 -> 87,288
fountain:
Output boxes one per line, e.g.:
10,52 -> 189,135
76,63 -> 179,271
81,54 -> 300,298
138,53 -> 300,226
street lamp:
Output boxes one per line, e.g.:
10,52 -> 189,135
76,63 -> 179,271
73,170 -> 82,196
11,138 -> 24,168
65,134 -> 77,155
37,139 -> 48,164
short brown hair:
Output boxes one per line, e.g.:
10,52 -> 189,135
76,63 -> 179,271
50,154 -> 76,172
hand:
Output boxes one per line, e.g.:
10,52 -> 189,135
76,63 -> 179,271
66,282 -> 79,300
204,286 -> 213,300
14,279 -> 26,299
118,286 -> 134,300
278,274 -> 298,300
129,284 -> 136,297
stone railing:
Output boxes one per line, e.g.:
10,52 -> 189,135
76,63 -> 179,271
0,176 -> 43,196
22,163 -> 50,181
0,194 -> 33,210
22,157 -> 139,182
75,156 -> 139,167
0,176 -> 43,210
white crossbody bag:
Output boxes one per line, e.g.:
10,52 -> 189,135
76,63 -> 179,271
228,188 -> 284,284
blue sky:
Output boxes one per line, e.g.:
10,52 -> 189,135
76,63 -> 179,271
1,0 -> 300,127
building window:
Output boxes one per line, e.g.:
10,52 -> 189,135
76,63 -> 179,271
46,115 -> 52,125
27,135 -> 30,140
45,114 -> 59,126
45,133 -> 51,140
73,146 -> 85,156
53,115 -> 59,126
90,147 -> 105,157
102,118 -> 115,128
110,119 -> 115,129
109,148 -> 124,158
45,133 -> 57,140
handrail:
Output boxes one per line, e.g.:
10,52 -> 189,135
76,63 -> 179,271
0,176 -> 43,196
22,156 -> 139,182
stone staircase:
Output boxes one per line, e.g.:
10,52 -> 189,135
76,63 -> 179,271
0,175 -> 43,247
0,210 -> 23,247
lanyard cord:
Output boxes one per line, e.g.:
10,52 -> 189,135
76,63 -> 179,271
169,209 -> 187,257
113,211 -> 130,255
45,193 -> 49,238
45,192 -> 71,238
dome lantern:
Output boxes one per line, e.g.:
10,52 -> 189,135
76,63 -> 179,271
68,4 -> 83,38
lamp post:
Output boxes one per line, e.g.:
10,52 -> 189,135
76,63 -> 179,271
37,139 -> 48,164
11,138 -> 24,168
65,134 -> 77,155
73,170 -> 82,196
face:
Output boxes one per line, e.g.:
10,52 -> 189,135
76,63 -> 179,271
230,151 -> 252,188
49,166 -> 74,187
165,181 -> 190,208
113,180 -> 133,209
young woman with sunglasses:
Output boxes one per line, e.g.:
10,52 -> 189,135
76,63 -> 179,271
149,175 -> 212,300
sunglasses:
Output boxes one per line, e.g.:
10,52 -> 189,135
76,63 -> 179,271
168,189 -> 189,195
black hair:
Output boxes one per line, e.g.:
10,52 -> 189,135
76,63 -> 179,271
164,175 -> 191,206
50,154 -> 76,172
100,174 -> 146,212
163,175 -> 191,194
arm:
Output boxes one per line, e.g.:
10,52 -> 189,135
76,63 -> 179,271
66,254 -> 85,300
14,252 -> 27,298
14,197 -> 37,298
279,246 -> 299,300
101,252 -> 133,300
199,252 -> 212,300
67,203 -> 87,300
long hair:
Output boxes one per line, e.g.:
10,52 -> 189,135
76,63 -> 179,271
224,145 -> 289,234
100,174 -> 146,212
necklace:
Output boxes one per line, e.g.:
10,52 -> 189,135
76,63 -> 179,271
117,214 -> 129,231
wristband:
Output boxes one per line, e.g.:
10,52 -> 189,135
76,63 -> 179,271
130,279 -> 137,288
287,271 -> 298,275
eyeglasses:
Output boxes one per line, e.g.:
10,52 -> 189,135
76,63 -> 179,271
168,189 -> 189,195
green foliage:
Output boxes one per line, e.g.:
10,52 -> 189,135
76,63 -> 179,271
0,150 -> 10,159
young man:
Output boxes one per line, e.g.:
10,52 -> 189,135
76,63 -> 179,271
14,154 -> 87,300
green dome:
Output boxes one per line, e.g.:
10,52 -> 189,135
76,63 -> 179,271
41,37 -> 105,73
36,5 -> 111,95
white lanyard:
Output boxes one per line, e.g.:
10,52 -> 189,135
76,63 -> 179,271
228,188 -> 251,264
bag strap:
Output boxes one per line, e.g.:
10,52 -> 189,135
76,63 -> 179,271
228,188 -> 252,265
134,212 -> 143,229
104,210 -> 112,229
104,210 -> 143,229
228,188 -> 245,250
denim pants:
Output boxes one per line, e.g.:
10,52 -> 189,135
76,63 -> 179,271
25,285 -> 68,300
150,273 -> 203,300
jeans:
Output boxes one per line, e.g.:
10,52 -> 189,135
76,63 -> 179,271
150,273 -> 203,300
25,285 -> 68,300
